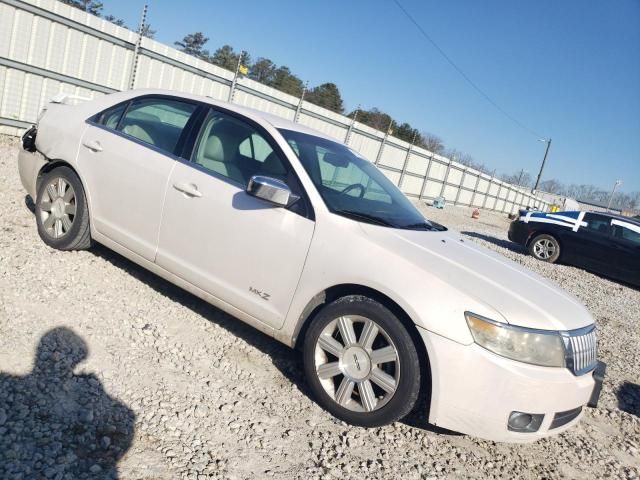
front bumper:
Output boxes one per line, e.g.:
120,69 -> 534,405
418,326 -> 601,443
18,147 -> 47,200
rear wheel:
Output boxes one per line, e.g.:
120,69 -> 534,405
303,295 -> 421,427
35,166 -> 92,250
528,234 -> 560,263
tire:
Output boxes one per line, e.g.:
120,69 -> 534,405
303,295 -> 421,427
528,233 -> 560,263
35,166 -> 92,251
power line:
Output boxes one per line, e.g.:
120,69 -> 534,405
392,0 -> 544,139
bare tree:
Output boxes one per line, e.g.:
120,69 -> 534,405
418,132 -> 445,154
539,179 -> 563,194
501,170 -> 532,188
629,192 -> 640,210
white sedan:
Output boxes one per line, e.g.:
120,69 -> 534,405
18,89 -> 604,442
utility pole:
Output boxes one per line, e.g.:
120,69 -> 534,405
607,180 -> 622,211
294,81 -> 308,123
516,168 -> 527,187
398,130 -> 417,188
344,105 -> 360,145
128,2 -> 148,90
228,50 -> 246,102
374,119 -> 394,165
532,138 -> 551,192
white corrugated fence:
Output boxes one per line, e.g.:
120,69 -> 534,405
0,0 -> 549,213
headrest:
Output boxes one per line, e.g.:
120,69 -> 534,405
203,135 -> 225,162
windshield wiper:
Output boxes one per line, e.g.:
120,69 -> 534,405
333,209 -> 394,227
402,221 -> 445,231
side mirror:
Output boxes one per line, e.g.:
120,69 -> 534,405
246,175 -> 299,207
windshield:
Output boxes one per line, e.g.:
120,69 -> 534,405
279,129 -> 445,231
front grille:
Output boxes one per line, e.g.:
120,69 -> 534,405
564,327 -> 597,375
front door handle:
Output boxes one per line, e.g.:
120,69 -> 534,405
82,139 -> 103,152
173,182 -> 202,198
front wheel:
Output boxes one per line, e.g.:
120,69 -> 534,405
303,295 -> 421,427
35,166 -> 92,250
528,234 -> 560,263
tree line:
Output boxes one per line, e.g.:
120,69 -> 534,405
60,0 -> 156,38
499,171 -> 639,210
539,180 -> 639,211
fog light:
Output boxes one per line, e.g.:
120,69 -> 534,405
508,411 -> 544,432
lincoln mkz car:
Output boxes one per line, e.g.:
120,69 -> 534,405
509,210 -> 640,287
18,89 -> 605,442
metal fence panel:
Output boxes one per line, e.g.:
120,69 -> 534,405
443,185 -> 459,202
379,143 -> 406,170
405,153 -> 429,176
348,131 -> 383,162
472,193 -> 485,207
297,111 -> 346,139
400,175 -> 423,197
421,180 -> 440,198
381,169 -> 401,186
428,162 -> 448,181
457,189 -> 473,205
462,173 -> 477,189
447,167 -> 463,185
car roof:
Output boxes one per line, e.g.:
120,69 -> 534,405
121,88 -> 336,142
551,210 -> 640,226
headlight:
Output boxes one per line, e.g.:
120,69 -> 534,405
465,312 -> 566,368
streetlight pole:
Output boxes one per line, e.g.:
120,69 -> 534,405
532,138 -> 552,192
607,180 -> 622,211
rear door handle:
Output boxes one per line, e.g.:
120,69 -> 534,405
173,182 -> 202,198
82,139 -> 103,152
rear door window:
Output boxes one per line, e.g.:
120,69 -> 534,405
97,103 -> 127,129
583,213 -> 611,235
116,98 -> 197,154
612,223 -> 640,245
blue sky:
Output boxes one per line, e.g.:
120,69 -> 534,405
106,0 -> 640,192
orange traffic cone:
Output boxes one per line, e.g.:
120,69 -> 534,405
471,209 -> 480,219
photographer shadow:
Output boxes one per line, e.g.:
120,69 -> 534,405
0,327 -> 135,479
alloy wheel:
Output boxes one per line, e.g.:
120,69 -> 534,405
533,238 -> 556,260
314,315 -> 399,412
39,177 -> 77,239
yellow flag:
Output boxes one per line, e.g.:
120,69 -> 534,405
238,65 -> 249,76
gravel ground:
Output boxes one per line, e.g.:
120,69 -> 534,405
0,134 -> 638,479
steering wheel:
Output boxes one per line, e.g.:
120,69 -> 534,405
340,183 -> 366,198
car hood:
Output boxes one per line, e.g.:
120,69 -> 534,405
361,224 -> 594,331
